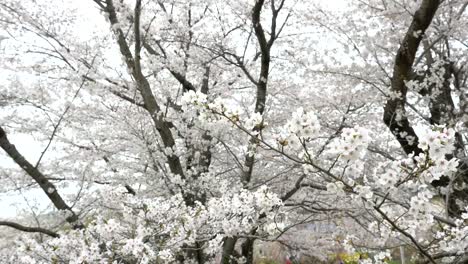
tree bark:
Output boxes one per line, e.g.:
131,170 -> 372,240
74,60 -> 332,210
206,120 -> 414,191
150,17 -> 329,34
383,0 -> 440,157
0,126 -> 82,228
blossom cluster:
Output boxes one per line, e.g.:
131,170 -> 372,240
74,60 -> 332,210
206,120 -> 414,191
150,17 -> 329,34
416,127 -> 459,183
331,126 -> 371,161
275,108 -> 321,151
418,126 -> 456,160
438,208 -> 468,258
206,185 -> 284,236
286,107 -> 321,140
4,185 -> 283,264
179,90 -> 243,130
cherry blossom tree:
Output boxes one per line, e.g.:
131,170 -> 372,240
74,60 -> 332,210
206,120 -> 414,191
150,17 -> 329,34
0,0 -> 467,263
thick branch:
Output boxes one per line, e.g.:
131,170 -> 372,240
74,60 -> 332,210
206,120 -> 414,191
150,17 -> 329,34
143,42 -> 197,92
374,206 -> 436,264
201,65 -> 210,95
383,0 -> 440,156
242,0 -> 272,185
220,237 -> 238,264
102,0 -> 185,178
281,175 -> 327,202
0,127 -> 81,228
251,0 -> 270,115
223,2 -> 277,263
0,221 -> 59,238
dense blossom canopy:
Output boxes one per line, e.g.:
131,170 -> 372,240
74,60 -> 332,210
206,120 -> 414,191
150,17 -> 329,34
0,0 -> 468,263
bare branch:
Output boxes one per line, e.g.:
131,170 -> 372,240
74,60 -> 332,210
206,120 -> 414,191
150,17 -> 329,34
374,206 -> 436,264
0,221 -> 59,238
